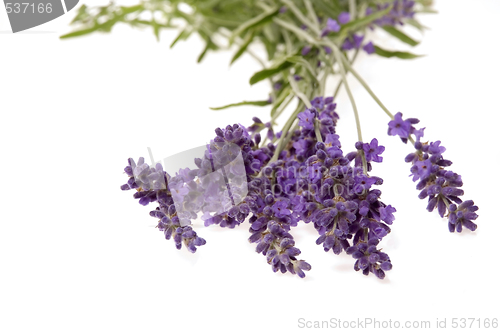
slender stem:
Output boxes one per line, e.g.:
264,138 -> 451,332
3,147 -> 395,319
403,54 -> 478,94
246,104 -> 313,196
319,67 -> 329,96
280,0 -> 321,36
271,93 -> 295,123
303,0 -> 319,29
333,47 -> 360,98
282,30 -> 293,55
267,101 -> 303,164
349,0 -> 357,20
289,74 -> 312,108
331,45 -> 368,174
314,119 -> 323,142
273,18 -> 317,45
337,51 -> 394,120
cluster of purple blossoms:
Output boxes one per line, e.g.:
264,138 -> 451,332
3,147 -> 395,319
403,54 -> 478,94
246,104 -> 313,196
368,0 -> 416,27
388,112 -> 479,232
121,157 -> 207,252
343,0 -> 416,55
244,96 -> 395,279
121,96 -> 397,279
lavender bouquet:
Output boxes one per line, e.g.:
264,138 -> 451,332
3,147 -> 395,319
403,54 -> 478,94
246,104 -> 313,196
62,0 -> 478,279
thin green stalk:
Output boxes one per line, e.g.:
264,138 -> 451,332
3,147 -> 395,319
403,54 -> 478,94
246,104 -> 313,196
314,119 -> 323,142
338,51 -> 394,119
319,67 -> 330,96
289,74 -> 312,108
349,0 -> 357,20
282,30 -> 293,55
273,18 -> 317,44
267,101 -> 303,164
331,45 -> 368,174
303,0 -> 319,30
280,0 -> 321,36
271,93 -> 295,123
333,47 -> 360,98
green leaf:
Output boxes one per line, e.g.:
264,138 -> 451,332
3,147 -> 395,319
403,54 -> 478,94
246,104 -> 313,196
120,4 -> 143,15
59,25 -> 99,39
230,30 -> 255,65
230,7 -> 279,44
249,59 -> 294,85
338,6 -> 392,36
405,18 -> 428,31
314,1 -> 338,19
197,39 -> 215,63
210,100 -> 270,110
381,26 -> 419,46
374,45 -> 423,59
70,4 -> 88,24
262,37 -> 277,61
170,27 -> 192,48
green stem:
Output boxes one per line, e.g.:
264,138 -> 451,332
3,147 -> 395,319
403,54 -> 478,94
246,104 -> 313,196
333,47 -> 360,98
303,0 -> 319,30
267,101 -> 303,164
331,45 -> 368,174
337,51 -> 394,120
282,30 -> 293,55
314,119 -> 323,142
280,0 -> 321,36
349,0 -> 357,20
273,18 -> 317,44
289,74 -> 312,108
271,92 -> 295,124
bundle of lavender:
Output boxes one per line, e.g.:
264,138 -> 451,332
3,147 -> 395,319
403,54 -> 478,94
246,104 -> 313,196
63,0 -> 478,279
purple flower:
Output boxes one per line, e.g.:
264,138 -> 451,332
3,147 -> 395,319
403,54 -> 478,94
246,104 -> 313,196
428,140 -> 446,155
414,127 -> 425,141
342,34 -> 364,50
301,45 -> 312,56
325,133 -> 341,148
297,108 -> 315,130
321,18 -> 340,37
410,159 -> 432,182
448,201 -> 478,233
363,41 -> 375,54
338,12 -> 350,24
388,112 -> 412,139
363,138 -> 385,163
272,198 -> 291,217
380,205 -> 396,224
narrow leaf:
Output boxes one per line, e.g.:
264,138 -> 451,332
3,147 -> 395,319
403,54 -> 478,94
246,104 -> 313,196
405,18 -> 428,31
382,26 -> 419,46
230,7 -> 279,44
210,100 -> 270,110
59,25 -> 99,39
339,6 -> 392,36
374,45 -> 423,59
230,30 -> 255,65
170,27 -> 192,48
249,60 -> 293,85
120,4 -> 143,15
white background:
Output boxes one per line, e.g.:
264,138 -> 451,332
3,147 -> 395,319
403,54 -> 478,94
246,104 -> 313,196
1,0 -> 499,331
